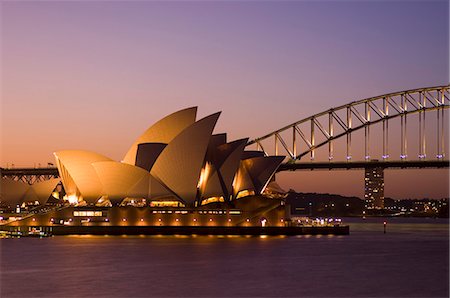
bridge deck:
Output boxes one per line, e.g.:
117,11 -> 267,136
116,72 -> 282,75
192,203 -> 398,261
1,160 -> 448,179
1,167 -> 59,176
277,160 -> 450,171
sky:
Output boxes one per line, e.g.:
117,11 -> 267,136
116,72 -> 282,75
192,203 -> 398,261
1,0 -> 449,199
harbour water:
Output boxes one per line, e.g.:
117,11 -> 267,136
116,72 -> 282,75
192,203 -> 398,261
1,218 -> 448,297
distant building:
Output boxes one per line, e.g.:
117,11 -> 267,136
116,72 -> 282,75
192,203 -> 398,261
364,166 -> 384,209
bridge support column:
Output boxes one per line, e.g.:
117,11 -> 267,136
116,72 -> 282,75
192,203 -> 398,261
346,106 -> 352,160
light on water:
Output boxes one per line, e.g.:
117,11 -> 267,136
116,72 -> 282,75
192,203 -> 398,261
1,218 -> 448,297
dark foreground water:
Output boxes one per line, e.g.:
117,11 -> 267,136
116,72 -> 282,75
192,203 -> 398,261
1,218 -> 448,297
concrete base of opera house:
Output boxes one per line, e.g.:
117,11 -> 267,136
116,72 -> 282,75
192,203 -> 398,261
1,225 -> 350,236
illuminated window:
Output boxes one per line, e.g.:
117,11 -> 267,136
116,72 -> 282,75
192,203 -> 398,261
150,201 -> 185,207
236,190 -> 255,199
200,196 -> 225,205
73,210 -> 103,217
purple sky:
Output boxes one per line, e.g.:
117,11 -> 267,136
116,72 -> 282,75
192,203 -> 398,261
1,1 -> 449,199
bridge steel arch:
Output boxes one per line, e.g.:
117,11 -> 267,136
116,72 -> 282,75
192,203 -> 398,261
248,85 -> 450,162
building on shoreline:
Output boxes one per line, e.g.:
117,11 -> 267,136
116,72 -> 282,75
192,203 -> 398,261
1,107 -> 289,228
364,166 -> 384,209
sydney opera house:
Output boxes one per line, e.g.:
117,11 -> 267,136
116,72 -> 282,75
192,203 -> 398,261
1,107 -> 290,230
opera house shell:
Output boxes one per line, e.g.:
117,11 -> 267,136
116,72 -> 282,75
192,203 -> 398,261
54,107 -> 284,207
1,107 -> 288,228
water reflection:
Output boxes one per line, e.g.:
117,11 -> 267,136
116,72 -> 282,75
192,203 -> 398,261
1,218 -> 448,297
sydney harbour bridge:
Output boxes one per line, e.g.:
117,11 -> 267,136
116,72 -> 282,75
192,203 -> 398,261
1,85 -> 449,192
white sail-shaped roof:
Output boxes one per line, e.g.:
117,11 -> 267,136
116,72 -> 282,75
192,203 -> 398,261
54,150 -> 112,204
232,162 -> 255,197
149,176 -> 174,200
242,156 -> 284,193
265,181 -> 287,194
135,143 -> 167,171
0,179 -> 29,205
205,134 -> 227,161
49,108 -> 285,207
92,161 -> 150,202
201,166 -> 223,199
202,139 -> 247,199
122,107 -> 197,165
151,112 -> 220,204
92,161 -> 174,203
216,139 -> 247,197
29,178 -> 61,205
